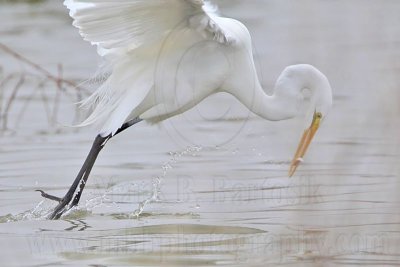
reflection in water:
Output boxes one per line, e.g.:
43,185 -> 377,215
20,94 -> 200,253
31,223 -> 268,266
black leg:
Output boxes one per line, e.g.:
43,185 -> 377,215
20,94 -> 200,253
69,118 -> 143,208
114,117 -> 142,136
37,118 -> 142,219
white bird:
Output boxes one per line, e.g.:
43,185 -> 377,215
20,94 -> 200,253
38,0 -> 333,219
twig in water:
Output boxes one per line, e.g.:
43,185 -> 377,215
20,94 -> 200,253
0,43 -> 87,93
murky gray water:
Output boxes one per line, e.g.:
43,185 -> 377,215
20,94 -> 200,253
0,1 -> 399,266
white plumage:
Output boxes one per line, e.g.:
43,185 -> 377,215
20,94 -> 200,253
65,0 -> 232,52
64,0 -> 332,161
40,0 -> 333,219
65,0 -> 240,135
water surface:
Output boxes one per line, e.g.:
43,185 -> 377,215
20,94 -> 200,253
0,1 -> 399,266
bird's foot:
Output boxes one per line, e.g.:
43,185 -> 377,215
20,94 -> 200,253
36,190 -> 74,219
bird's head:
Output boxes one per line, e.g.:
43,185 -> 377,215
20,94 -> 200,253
275,64 -> 332,177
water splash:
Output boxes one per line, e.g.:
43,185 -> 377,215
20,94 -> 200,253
130,177 -> 161,218
0,200 -> 55,223
0,146 -> 203,222
130,145 -> 202,218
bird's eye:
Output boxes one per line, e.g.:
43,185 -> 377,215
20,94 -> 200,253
316,112 -> 322,119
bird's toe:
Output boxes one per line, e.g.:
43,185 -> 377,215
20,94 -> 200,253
36,190 -> 63,202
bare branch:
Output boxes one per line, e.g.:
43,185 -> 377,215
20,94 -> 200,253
0,43 -> 89,94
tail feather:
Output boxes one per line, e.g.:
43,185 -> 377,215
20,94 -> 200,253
76,61 -> 152,134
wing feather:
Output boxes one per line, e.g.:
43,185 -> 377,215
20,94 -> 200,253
64,0 -> 236,134
64,0 -> 233,58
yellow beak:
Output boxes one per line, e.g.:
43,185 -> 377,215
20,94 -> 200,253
288,111 -> 322,177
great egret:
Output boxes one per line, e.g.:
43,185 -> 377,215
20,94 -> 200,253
38,0 -> 333,219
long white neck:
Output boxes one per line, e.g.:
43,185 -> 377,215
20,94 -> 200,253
226,64 -> 331,122
248,81 -> 295,121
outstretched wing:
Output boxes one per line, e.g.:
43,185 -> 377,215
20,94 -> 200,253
64,0 -> 233,58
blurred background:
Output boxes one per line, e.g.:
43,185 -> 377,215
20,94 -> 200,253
0,0 -> 399,266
